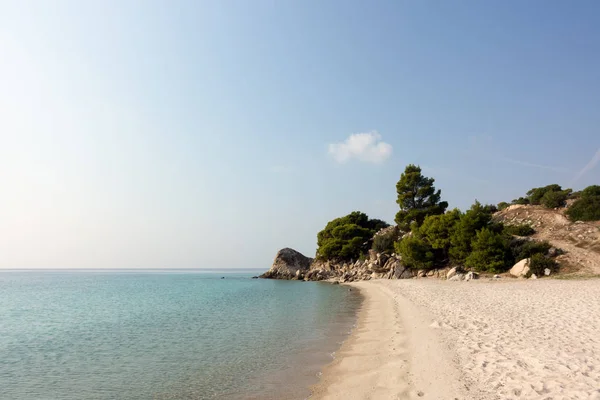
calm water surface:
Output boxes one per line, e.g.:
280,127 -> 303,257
0,270 -> 361,399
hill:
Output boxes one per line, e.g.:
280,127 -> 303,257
493,204 -> 600,275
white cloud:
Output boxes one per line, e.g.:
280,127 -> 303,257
328,131 -> 392,164
571,147 -> 600,183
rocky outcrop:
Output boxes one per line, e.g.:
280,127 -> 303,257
259,248 -> 313,280
261,247 -> 483,283
260,246 -> 423,282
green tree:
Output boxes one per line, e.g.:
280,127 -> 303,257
372,227 -> 398,254
394,234 -> 436,270
512,197 -> 530,205
418,209 -> 462,261
316,212 -> 390,260
449,201 -> 496,264
464,228 -> 509,273
540,189 -> 570,208
497,202 -> 510,210
582,185 -> 600,198
527,184 -> 563,205
566,195 -> 600,221
395,164 -> 448,231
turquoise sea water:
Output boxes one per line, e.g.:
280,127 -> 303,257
0,270 -> 361,399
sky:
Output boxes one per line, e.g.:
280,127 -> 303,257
1,0 -> 599,269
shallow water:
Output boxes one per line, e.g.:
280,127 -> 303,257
0,270 -> 361,399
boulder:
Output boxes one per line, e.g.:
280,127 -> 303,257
260,248 -> 313,280
448,273 -> 465,281
417,270 -> 426,278
465,271 -> 479,281
530,273 -> 538,279
390,262 -> 413,279
544,268 -> 551,276
510,258 -> 531,277
447,267 -> 459,280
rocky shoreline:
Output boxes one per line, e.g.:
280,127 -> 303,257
259,247 -> 460,283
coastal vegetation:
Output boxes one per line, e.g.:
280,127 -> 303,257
316,212 -> 389,261
566,185 -> 600,222
315,164 -> 600,273
504,183 -> 600,223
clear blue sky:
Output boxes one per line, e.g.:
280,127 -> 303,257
1,0 -> 598,268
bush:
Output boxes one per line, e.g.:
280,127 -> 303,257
510,240 -> 552,262
566,196 -> 600,221
449,201 -> 496,264
582,185 -> 600,198
497,202 -> 510,210
372,229 -> 397,254
394,235 -> 436,270
528,253 -> 559,277
540,190 -> 570,208
512,197 -> 530,205
464,228 -> 510,273
527,184 -> 563,205
317,211 -> 390,260
504,224 -> 535,236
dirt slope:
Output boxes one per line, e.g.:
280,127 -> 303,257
494,204 -> 600,275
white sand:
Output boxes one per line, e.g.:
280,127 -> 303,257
311,279 -> 600,400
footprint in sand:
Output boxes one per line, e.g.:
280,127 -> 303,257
430,320 -> 452,330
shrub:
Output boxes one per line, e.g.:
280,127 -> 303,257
527,184 -> 563,205
372,229 -> 397,254
566,196 -> 600,221
528,253 -> 559,277
510,240 -> 552,262
540,190 -> 570,208
512,197 -> 530,205
582,185 -> 600,198
317,211 -> 390,260
449,201 -> 496,264
464,228 -> 510,273
497,202 -> 510,210
394,235 -> 436,270
504,224 -> 535,236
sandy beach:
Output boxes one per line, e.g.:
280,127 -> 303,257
311,279 -> 600,400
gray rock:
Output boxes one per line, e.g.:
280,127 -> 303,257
260,248 -> 313,280
448,273 -> 465,281
465,271 -> 479,281
447,267 -> 458,280
544,268 -> 551,276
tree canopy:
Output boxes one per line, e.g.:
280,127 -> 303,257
394,164 -> 448,231
316,212 -> 390,261
566,185 -> 600,222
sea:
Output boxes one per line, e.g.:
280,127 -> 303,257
0,269 -> 362,400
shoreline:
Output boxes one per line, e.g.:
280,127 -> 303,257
310,281 -> 465,400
